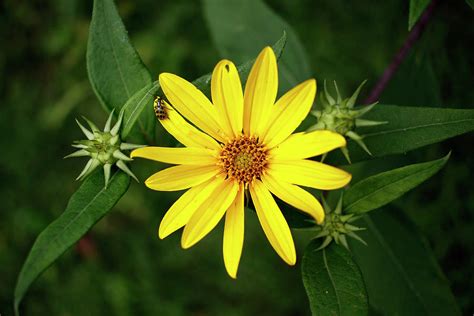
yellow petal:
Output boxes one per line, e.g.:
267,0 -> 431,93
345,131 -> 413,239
243,47 -> 278,137
223,184 -> 245,279
270,130 -> 346,160
181,178 -> 239,249
131,147 -> 217,165
145,164 -> 220,191
159,73 -> 226,142
160,104 -> 220,150
262,79 -> 316,148
250,180 -> 296,265
211,60 -> 244,138
262,173 -> 325,224
269,160 -> 351,190
159,177 -> 224,239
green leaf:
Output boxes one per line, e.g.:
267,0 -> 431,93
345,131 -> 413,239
202,0 -> 311,92
121,81 -> 160,139
408,0 -> 430,30
302,242 -> 368,316
87,0 -> 154,139
350,210 -> 460,315
14,170 -> 130,315
192,31 -> 287,97
344,153 -> 450,214
334,105 -> 474,164
467,0 -> 474,9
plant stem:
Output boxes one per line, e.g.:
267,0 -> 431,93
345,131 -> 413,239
364,0 -> 438,104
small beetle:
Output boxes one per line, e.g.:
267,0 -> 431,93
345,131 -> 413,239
153,96 -> 168,120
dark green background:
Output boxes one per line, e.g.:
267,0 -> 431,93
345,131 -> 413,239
1,0 -> 473,315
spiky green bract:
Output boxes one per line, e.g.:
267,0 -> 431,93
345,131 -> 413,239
312,194 -> 366,251
308,80 -> 387,163
66,110 -> 144,187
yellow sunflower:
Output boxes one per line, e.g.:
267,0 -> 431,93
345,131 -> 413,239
131,47 -> 351,278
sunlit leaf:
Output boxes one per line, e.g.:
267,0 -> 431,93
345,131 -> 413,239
344,153 -> 450,214
87,0 -> 154,140
14,171 -> 130,315
121,81 -> 159,139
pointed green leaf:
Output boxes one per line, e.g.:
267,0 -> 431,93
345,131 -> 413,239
344,153 -> 449,214
350,210 -> 460,315
202,0 -> 310,92
408,0 -> 430,30
87,0 -> 154,139
14,170 -> 130,315
302,242 -> 368,316
331,105 -> 474,164
121,81 -> 160,139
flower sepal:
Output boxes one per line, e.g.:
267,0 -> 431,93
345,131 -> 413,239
65,109 -> 145,188
308,80 -> 387,163
312,194 -> 366,251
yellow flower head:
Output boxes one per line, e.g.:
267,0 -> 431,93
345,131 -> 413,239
132,47 -> 351,278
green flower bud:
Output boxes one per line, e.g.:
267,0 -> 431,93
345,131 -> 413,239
312,194 -> 366,251
308,80 -> 387,163
65,109 -> 145,188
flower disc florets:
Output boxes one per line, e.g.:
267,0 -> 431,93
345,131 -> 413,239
218,136 -> 268,184
66,110 -> 144,187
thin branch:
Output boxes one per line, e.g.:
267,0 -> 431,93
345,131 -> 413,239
364,0 -> 439,104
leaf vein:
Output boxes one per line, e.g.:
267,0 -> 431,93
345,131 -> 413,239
364,118 -> 474,138
123,84 -> 156,133
103,4 -> 132,99
323,249 -> 342,315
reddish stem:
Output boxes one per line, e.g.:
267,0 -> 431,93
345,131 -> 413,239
363,0 -> 438,104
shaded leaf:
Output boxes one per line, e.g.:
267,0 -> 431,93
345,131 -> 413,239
380,53 -> 441,106
344,153 -> 449,214
193,31 -> 287,97
203,0 -> 311,92
14,170 -> 130,315
349,210 -> 460,315
302,242 -> 368,316
87,0 -> 154,139
467,0 -> 474,9
279,200 -> 315,229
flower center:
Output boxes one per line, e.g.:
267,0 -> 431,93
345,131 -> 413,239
218,136 -> 268,184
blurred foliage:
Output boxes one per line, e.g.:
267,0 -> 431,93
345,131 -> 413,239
0,0 -> 473,315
